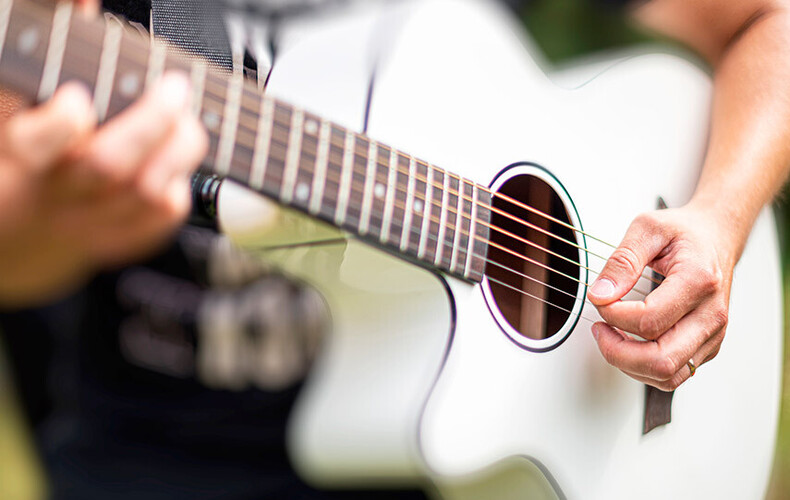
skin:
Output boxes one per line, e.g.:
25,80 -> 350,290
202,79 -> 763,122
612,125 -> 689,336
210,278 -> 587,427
589,0 -> 790,390
0,0 -> 207,307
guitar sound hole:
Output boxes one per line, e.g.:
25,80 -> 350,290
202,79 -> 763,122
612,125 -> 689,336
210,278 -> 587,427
485,173 -> 582,342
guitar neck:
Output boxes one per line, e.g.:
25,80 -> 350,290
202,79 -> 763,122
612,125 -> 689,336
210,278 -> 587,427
0,0 -> 492,282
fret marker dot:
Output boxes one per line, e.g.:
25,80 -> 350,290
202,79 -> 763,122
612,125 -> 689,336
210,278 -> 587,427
17,27 -> 40,56
304,119 -> 318,135
295,183 -> 310,201
374,183 -> 386,199
203,112 -> 220,130
118,73 -> 140,98
413,200 -> 424,214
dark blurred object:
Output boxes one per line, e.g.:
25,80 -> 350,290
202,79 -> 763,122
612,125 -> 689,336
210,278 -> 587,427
0,226 -> 426,499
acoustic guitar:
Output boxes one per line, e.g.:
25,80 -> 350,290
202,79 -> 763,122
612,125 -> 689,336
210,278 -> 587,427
1,0 -> 782,498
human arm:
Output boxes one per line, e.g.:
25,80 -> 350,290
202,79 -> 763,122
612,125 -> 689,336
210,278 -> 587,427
587,0 -> 790,390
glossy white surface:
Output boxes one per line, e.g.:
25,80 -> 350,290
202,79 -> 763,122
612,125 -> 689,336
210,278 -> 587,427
219,0 -> 783,498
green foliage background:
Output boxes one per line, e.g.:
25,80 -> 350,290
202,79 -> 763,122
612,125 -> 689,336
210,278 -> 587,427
519,0 -> 790,497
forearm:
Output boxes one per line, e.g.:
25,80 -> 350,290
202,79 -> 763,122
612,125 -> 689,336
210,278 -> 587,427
690,8 -> 790,263
633,0 -> 790,267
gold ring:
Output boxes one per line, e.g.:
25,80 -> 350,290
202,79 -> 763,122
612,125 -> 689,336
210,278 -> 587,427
687,358 -> 697,377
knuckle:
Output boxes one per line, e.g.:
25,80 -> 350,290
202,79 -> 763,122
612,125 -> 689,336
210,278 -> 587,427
633,212 -> 660,230
695,266 -> 722,295
663,376 -> 683,392
608,247 -> 642,278
710,304 -> 729,331
637,311 -> 665,340
86,147 -> 124,181
651,355 -> 678,381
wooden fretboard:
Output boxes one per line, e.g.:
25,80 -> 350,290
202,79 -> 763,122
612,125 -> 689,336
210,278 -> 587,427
0,0 -> 492,282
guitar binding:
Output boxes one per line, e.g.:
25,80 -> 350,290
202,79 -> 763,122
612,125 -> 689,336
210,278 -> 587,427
482,163 -> 587,352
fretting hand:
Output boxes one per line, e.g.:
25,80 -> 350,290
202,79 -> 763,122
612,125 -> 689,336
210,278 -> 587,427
0,73 -> 207,307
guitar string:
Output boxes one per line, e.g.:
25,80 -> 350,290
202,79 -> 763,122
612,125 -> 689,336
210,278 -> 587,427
223,147 -> 659,298
55,24 -> 661,289
53,20 -> 659,292
194,91 -> 657,295
194,94 -> 657,296
486,276 -> 599,326
200,142 -> 656,296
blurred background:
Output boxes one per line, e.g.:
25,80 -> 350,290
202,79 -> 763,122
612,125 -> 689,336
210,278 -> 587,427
1,0 -> 789,498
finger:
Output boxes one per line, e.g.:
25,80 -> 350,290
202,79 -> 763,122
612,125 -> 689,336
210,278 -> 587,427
3,82 -> 96,170
74,0 -> 100,17
83,179 -> 190,266
591,307 -> 721,380
595,272 -> 708,340
587,214 -> 669,306
76,71 -> 190,185
620,332 -> 724,391
137,113 -> 208,203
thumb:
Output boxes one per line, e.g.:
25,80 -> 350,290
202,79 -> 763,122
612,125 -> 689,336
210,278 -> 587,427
588,216 -> 668,305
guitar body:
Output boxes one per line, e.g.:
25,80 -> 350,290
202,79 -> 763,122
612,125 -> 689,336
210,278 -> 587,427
217,1 -> 783,498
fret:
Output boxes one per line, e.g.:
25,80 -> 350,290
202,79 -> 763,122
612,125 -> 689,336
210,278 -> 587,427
214,74 -> 243,176
249,96 -> 274,190
434,168 -> 451,266
334,130 -> 356,226
145,39 -> 166,89
0,0 -> 11,61
366,145 -> 390,238
450,176 -> 466,273
281,108 -> 304,204
469,190 -> 492,281
0,4 -> 51,98
321,126 -> 345,221
37,0 -> 72,102
94,17 -> 123,121
380,148 -> 399,243
309,120 -> 331,215
358,140 -> 378,235
464,183 -> 480,279
263,103 -> 291,197
400,157 -> 418,252
189,60 -> 206,117
291,114 -> 320,208
417,165 -> 435,260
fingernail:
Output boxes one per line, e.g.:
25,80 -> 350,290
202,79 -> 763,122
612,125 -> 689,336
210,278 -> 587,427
591,323 -> 600,341
589,278 -> 615,299
154,72 -> 191,111
57,81 -> 97,126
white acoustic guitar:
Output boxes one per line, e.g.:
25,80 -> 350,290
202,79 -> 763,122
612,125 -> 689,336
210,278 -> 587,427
2,0 -> 782,498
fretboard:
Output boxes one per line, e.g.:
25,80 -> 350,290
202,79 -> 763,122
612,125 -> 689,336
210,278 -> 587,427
0,0 -> 492,282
